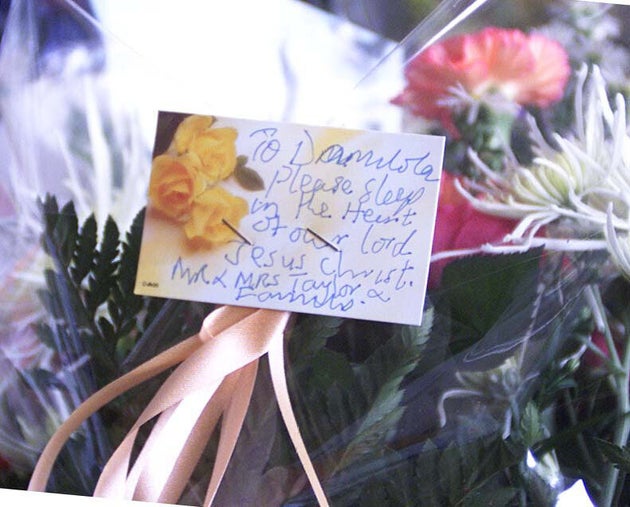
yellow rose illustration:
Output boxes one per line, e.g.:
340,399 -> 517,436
173,114 -> 215,154
148,154 -> 202,220
184,186 -> 249,248
188,127 -> 238,184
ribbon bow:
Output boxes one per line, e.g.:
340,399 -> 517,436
28,305 -> 329,506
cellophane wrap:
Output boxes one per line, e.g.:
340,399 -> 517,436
1,0 -> 629,505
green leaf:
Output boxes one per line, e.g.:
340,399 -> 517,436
336,310 -> 433,471
355,310 -> 433,401
98,316 -> 116,345
119,207 -> 145,297
594,438 -> 630,473
71,214 -> 97,285
54,201 -> 79,268
39,194 -> 60,256
603,276 -> 630,327
39,196 -> 79,272
436,249 -> 541,353
86,217 -> 119,313
462,487 -> 519,507
288,314 -> 342,362
519,402 -> 545,448
311,348 -> 355,390
235,163 -> 265,191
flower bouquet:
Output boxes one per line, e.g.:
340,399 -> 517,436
1,0 -> 630,506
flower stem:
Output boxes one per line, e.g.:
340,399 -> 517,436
562,389 -> 597,476
589,284 -> 630,507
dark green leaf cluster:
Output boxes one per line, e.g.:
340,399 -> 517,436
307,249 -> 588,507
274,311 -> 432,505
38,195 -> 139,384
16,196 -> 630,506
30,195 -> 212,494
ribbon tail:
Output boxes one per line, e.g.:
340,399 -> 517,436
268,327 -> 330,507
91,307 -> 264,498
29,305 -> 326,507
127,381 -> 223,502
96,307 -> 290,504
125,402 -> 183,498
93,425 -> 141,498
146,382 -> 227,504
28,333 -> 204,492
203,359 -> 259,506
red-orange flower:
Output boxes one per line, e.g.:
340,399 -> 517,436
392,27 -> 570,125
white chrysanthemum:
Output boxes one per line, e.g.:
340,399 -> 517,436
458,65 -> 629,254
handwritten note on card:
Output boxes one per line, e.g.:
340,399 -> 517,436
135,112 -> 444,325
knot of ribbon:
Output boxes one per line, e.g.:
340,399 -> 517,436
28,306 -> 329,506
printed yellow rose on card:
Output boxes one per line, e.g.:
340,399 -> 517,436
147,115 -> 249,247
136,112 -> 445,326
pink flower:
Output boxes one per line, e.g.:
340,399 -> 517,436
429,172 -> 517,288
392,27 -> 570,127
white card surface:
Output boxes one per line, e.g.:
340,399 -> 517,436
135,113 -> 444,325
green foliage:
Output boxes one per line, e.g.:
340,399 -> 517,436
329,434 -> 527,507
519,403 -> 545,450
337,312 -> 433,471
280,309 -> 433,501
32,195 -> 212,494
25,196 -> 630,505
235,155 -> 266,191
435,248 -> 542,355
595,439 -> 630,474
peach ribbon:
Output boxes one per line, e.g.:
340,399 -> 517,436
28,306 -> 329,506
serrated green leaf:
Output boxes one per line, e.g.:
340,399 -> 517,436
99,217 -> 120,267
288,314 -> 342,361
603,276 -> 630,327
336,310 -> 433,471
594,438 -> 630,473
520,402 -> 545,448
107,298 -> 122,328
355,309 -> 433,400
437,249 -> 541,353
462,486 -> 519,507
39,195 -> 60,255
71,214 -> 97,285
235,164 -> 265,191
55,201 -> 79,267
39,197 -> 78,271
119,207 -> 145,297
87,217 -> 119,313
312,348 -> 355,390
438,443 -> 463,503
98,317 -> 115,344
